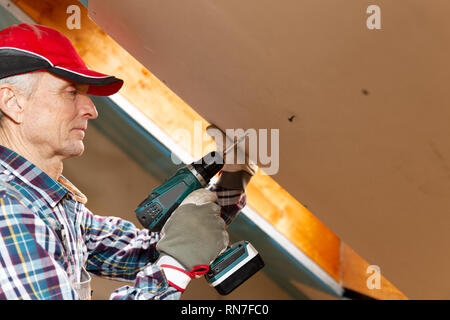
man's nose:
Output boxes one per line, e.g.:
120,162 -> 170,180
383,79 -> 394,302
78,94 -> 98,119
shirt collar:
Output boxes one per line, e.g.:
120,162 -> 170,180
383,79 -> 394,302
57,175 -> 88,204
0,145 -> 86,207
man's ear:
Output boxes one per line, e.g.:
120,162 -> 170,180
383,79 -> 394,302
0,86 -> 25,124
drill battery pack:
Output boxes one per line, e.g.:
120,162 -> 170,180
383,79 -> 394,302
205,241 -> 264,295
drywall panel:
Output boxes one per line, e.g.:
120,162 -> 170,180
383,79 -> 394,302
89,0 -> 450,299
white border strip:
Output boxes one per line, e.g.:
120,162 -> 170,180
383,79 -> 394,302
110,93 -> 344,296
241,205 -> 344,296
54,66 -> 113,79
109,93 -> 195,164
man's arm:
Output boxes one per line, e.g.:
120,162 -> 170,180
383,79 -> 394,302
81,165 -> 253,300
80,208 -> 181,300
0,190 -> 77,299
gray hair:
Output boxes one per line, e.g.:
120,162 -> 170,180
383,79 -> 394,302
0,72 -> 41,121
0,72 -> 41,98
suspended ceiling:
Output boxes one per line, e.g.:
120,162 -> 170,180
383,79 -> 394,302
87,0 -> 450,299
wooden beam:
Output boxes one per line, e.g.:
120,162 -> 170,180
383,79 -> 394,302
11,0 -> 407,299
341,243 -> 407,299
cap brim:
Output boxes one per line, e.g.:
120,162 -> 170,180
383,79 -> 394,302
0,48 -> 124,96
48,66 -> 123,96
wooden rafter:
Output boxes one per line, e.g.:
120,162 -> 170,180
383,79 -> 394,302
9,0 -> 407,299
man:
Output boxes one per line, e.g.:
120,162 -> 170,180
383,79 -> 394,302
0,24 -> 256,299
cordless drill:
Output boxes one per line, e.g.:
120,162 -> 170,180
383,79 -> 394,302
135,142 -> 264,295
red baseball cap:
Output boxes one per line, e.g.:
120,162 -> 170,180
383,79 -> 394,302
0,23 -> 123,96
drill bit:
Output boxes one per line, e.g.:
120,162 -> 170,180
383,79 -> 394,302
223,133 -> 249,155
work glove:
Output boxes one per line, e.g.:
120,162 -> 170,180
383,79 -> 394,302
206,125 -> 258,190
156,189 -> 229,292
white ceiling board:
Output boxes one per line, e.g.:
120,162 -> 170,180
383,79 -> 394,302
89,0 -> 450,299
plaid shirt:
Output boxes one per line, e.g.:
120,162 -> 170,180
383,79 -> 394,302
0,145 -> 246,300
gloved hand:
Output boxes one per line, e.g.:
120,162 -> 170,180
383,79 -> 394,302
156,189 -> 229,292
206,125 -> 258,190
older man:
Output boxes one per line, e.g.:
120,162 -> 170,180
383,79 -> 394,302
0,24 -> 254,299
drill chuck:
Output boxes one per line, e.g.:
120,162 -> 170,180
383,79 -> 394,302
191,151 -> 224,184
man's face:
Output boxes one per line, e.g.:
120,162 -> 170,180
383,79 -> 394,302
21,72 -> 98,159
